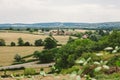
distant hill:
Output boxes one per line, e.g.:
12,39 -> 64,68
0,22 -> 120,29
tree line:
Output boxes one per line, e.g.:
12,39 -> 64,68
0,37 -> 57,49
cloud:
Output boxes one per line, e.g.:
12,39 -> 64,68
0,0 -> 120,23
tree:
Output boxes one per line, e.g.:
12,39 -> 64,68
24,42 -> 31,46
0,39 -> 6,46
18,38 -> 24,46
33,50 -> 54,63
44,37 -> 57,49
89,34 -> 101,42
107,30 -> 120,47
14,54 -> 22,62
11,42 -> 16,46
34,39 -> 43,46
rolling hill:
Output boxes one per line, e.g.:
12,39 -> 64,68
0,22 -> 120,29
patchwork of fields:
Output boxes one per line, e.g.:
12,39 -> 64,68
0,32 -> 71,66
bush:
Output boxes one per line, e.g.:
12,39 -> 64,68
24,68 -> 36,75
95,73 -> 120,80
0,39 -> 6,46
14,54 -> 22,62
11,42 -> 16,46
34,39 -> 43,46
24,42 -> 31,46
61,66 -> 80,74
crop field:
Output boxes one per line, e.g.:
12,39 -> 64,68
0,47 -> 43,66
0,32 -> 70,45
0,32 -> 71,66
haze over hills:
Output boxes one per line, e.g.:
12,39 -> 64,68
0,22 -> 120,29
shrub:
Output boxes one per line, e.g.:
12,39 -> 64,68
0,39 -> 6,46
14,54 -> 22,62
61,66 -> 80,74
11,42 -> 16,46
34,39 -> 43,46
24,68 -> 36,75
24,42 -> 31,46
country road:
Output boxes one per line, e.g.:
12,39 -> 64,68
0,61 -> 55,70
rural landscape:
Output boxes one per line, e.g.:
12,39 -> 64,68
0,0 -> 120,80
0,26 -> 120,80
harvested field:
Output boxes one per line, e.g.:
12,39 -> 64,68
0,32 -> 70,45
0,47 -> 43,66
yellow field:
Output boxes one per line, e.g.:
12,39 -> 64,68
0,32 -> 70,45
0,46 -> 43,66
0,32 -> 71,66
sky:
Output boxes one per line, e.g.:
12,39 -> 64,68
0,0 -> 120,23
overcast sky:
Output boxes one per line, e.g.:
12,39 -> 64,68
0,0 -> 120,23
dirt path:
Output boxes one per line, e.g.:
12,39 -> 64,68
0,62 -> 55,70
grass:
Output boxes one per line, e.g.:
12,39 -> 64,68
0,46 -> 43,66
0,32 -> 70,45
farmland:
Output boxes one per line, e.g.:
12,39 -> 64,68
0,32 -> 71,66
0,47 -> 43,66
0,32 -> 70,45
1,30 -> 120,80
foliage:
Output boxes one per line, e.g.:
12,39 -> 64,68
11,42 -> 16,46
14,54 -> 22,62
33,48 -> 57,63
95,73 -> 120,80
34,39 -> 43,46
88,34 -> 101,42
67,36 -> 75,43
61,66 -> 80,74
94,60 -> 109,72
18,38 -> 24,46
108,30 -> 120,47
40,68 -> 46,76
24,68 -> 36,75
0,39 -> 6,46
44,37 -> 57,49
108,55 -> 120,66
24,42 -> 31,46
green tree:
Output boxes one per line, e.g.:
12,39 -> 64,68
18,38 -> 24,46
89,34 -> 101,42
0,39 -> 6,46
14,54 -> 22,62
44,37 -> 57,49
108,31 -> 120,47
11,42 -> 16,46
33,50 -> 55,63
24,42 -> 30,46
34,39 -> 43,46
